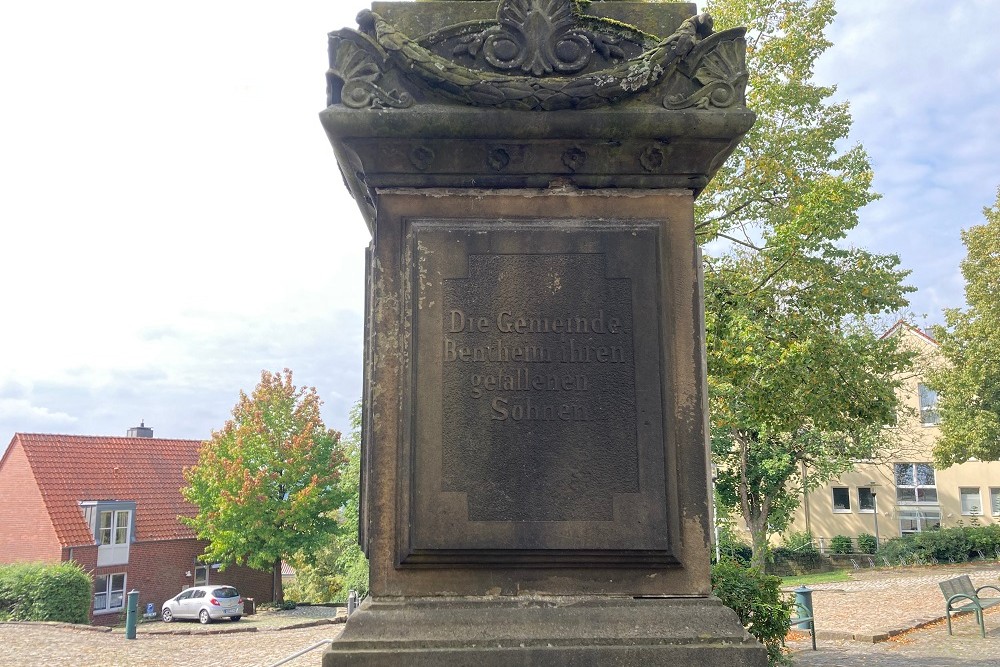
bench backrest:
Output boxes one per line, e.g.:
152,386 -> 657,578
940,575 -> 976,600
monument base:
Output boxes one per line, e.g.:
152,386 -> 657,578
322,595 -> 767,666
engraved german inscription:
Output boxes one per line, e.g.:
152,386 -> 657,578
441,253 -> 639,522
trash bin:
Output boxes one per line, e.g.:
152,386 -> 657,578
245,597 -> 256,615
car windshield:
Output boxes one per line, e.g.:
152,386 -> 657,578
212,587 -> 239,599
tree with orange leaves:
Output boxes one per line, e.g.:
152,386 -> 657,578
182,369 -> 346,604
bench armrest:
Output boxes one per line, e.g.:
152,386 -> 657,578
946,593 -> 982,610
975,584 -> 1000,597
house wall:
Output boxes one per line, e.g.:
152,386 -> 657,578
784,327 -> 1000,550
0,442 -> 62,564
72,539 -> 275,626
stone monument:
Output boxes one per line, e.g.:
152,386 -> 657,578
320,1 -> 763,664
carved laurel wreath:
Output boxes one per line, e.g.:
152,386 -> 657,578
326,0 -> 747,112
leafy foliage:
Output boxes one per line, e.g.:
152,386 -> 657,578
701,0 -> 914,568
781,531 -> 817,554
878,526 -> 1000,564
0,562 -> 91,624
857,533 -> 877,555
286,402 -> 369,603
929,187 -> 1000,466
712,561 -> 792,666
182,369 -> 347,603
829,535 -> 853,555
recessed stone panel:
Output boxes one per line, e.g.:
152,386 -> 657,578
403,220 -> 673,565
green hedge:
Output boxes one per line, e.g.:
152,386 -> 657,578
0,562 -> 91,624
878,525 -> 1000,564
712,560 -> 792,666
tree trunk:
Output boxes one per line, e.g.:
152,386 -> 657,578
272,559 -> 284,605
747,518 -> 770,571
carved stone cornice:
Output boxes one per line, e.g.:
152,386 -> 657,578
320,0 -> 755,230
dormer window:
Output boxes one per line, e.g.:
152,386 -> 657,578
79,500 -> 136,566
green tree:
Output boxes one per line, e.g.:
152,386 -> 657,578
182,369 -> 347,604
929,187 -> 1000,467
287,401 -> 369,603
700,0 -> 914,567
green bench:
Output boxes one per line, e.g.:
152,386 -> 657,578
939,575 -> 1000,637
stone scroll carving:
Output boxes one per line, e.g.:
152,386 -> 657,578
326,0 -> 747,112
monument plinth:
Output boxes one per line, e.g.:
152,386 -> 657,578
320,1 -> 763,664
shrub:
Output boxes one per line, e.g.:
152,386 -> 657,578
715,525 -> 753,565
782,531 -> 818,554
878,536 -> 916,563
712,560 -> 792,666
830,535 -> 853,555
857,533 -> 877,555
913,527 -> 971,563
0,562 -> 91,624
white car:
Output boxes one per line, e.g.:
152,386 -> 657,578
161,585 -> 244,624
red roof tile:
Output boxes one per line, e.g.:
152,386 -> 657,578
8,433 -> 205,547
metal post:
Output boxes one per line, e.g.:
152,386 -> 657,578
793,586 -> 813,630
125,590 -> 139,640
872,491 -> 880,548
711,463 -> 721,563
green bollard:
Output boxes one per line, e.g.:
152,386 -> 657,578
793,586 -> 813,630
125,590 -> 139,639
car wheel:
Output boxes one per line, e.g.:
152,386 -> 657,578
230,616 -> 242,622
199,609 -> 211,624
161,608 -> 173,623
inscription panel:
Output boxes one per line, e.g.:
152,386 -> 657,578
442,254 -> 637,522
405,220 -> 672,565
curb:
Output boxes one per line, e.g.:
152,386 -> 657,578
1,622 -> 111,633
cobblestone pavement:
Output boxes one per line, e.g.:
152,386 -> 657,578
3,565 -> 1000,666
787,563 -> 1000,666
796,563 -> 1000,640
788,609 -> 1000,666
0,622 -> 345,666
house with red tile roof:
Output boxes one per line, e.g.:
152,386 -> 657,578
0,427 -> 273,624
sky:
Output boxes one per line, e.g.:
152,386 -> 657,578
1,1 -> 998,448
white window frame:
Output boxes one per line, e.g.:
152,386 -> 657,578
93,573 -> 126,614
898,508 -> 941,535
918,383 -> 940,426
194,565 -> 209,586
858,487 -> 875,513
832,487 -> 851,513
991,488 -> 1000,517
961,487 -> 983,516
97,509 -> 132,566
895,463 -> 938,505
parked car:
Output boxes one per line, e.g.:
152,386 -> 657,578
161,585 -> 244,624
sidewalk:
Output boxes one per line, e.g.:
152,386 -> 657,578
787,563 -> 1000,666
793,563 -> 1000,642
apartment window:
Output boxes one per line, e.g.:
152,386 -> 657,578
93,573 -> 126,613
991,488 -> 1000,516
194,565 -> 208,586
895,463 -> 938,504
918,384 -> 940,425
961,488 -> 983,515
832,487 -> 851,512
858,487 -> 875,513
899,508 -> 941,535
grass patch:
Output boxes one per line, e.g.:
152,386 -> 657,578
781,570 -> 851,587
